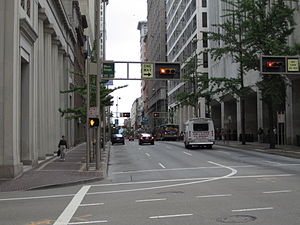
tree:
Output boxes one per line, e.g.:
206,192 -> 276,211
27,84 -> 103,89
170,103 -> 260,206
207,0 -> 298,147
177,54 -> 241,118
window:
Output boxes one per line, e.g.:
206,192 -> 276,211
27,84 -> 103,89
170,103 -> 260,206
21,0 -> 25,9
202,12 -> 207,27
193,123 -> 208,131
203,32 -> 208,47
26,0 -> 31,17
202,0 -> 207,7
203,52 -> 208,68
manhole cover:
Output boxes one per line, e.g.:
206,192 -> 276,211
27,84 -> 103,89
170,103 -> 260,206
217,215 -> 257,223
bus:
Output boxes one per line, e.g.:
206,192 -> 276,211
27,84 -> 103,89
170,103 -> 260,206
155,124 -> 180,141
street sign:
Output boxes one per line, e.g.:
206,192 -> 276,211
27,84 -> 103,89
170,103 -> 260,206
287,58 -> 299,72
141,63 -> 154,78
102,62 -> 115,78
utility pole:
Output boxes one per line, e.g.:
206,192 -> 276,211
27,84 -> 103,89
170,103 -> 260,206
95,0 -> 101,170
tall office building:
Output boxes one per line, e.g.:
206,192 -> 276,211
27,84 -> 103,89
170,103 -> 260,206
166,0 -> 209,131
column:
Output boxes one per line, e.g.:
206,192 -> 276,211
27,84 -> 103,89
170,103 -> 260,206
58,47 -> 66,137
44,24 -> 54,155
285,80 -> 293,144
37,9 -> 47,159
52,37 -> 60,151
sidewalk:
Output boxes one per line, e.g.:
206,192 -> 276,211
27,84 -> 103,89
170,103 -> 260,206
215,140 -> 300,159
0,143 -> 110,192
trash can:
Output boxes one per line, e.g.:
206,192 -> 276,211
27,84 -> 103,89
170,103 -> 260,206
296,135 -> 300,146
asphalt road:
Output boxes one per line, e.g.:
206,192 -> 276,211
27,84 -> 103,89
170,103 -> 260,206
1,140 -> 300,225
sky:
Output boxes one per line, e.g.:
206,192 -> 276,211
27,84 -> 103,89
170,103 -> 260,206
106,0 -> 147,124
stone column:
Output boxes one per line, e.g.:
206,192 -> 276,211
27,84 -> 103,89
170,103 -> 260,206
58,47 -> 66,138
37,9 -> 47,160
44,24 -> 54,156
256,87 -> 263,129
52,37 -> 61,151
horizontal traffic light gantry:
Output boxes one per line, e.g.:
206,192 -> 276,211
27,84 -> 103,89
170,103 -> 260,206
120,112 -> 130,117
155,62 -> 181,79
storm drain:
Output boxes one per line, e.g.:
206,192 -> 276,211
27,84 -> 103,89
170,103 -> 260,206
217,215 -> 257,223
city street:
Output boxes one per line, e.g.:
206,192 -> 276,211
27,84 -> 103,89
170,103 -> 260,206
1,140 -> 300,225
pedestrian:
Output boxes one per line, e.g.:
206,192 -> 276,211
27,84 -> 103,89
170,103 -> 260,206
58,135 -> 68,161
258,127 -> 264,143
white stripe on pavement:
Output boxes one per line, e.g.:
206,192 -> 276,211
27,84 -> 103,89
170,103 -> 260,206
159,163 -> 166,169
136,198 -> 167,203
263,190 -> 292,194
196,194 -> 232,198
79,203 -> 104,207
232,207 -> 274,212
149,213 -> 193,219
183,151 -> 192,156
145,153 -> 150,157
68,221 -> 107,224
53,185 -> 91,225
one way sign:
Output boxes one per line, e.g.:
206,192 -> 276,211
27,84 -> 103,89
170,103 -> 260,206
141,63 -> 154,78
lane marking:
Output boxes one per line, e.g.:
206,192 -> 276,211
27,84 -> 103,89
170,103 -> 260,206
53,185 -> 90,225
112,165 -> 254,175
87,161 -> 237,195
149,213 -> 193,219
159,163 -> 166,169
196,194 -> 232,198
0,174 -> 294,202
264,161 -> 282,165
136,198 -> 167,203
68,221 -> 108,224
232,207 -> 274,212
183,151 -> 192,156
145,153 -> 150,157
79,203 -> 104,207
263,190 -> 292,194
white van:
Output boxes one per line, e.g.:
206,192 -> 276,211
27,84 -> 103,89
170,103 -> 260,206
184,118 -> 215,149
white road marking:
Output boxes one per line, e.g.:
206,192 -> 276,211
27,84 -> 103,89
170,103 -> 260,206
183,151 -> 192,156
196,194 -> 232,198
149,213 -> 193,219
0,174 -> 294,202
145,153 -> 150,157
68,221 -> 108,224
112,165 -> 254,175
232,207 -> 274,212
136,198 -> 167,203
264,161 -> 282,165
79,203 -> 104,207
159,163 -> 166,169
53,185 -> 90,225
263,190 -> 292,194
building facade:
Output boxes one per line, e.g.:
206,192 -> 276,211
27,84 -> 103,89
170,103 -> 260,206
208,0 -> 300,145
166,0 -> 209,131
0,0 -> 89,178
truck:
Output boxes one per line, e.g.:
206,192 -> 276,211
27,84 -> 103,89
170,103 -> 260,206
184,118 -> 215,149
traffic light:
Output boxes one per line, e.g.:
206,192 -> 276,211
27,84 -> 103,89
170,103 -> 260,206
159,68 -> 176,75
266,61 -> 283,68
153,112 -> 159,118
155,63 -> 181,79
89,118 -> 99,127
120,112 -> 130,117
261,56 -> 285,73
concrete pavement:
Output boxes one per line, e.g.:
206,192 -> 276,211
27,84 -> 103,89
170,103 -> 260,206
0,143 -> 110,192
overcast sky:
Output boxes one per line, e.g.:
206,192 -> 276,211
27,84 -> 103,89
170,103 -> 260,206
106,0 -> 147,123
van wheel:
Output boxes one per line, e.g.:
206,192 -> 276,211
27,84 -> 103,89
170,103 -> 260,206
207,145 -> 212,149
184,142 -> 191,149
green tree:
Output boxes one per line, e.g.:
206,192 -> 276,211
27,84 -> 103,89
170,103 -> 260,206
177,54 -> 241,118
207,0 -> 298,147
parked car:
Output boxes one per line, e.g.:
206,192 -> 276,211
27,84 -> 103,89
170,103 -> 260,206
138,133 -> 155,145
111,134 -> 125,145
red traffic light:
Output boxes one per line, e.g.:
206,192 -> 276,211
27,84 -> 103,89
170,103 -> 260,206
159,68 -> 176,75
153,113 -> 159,117
266,61 -> 283,68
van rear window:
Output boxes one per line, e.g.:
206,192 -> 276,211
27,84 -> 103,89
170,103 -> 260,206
193,123 -> 209,131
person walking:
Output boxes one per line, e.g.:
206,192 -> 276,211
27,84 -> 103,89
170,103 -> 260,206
58,135 -> 68,161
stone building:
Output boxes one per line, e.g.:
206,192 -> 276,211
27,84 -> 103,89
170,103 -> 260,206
0,0 -> 89,178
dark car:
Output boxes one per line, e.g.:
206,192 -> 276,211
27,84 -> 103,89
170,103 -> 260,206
111,134 -> 125,145
138,133 -> 155,145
